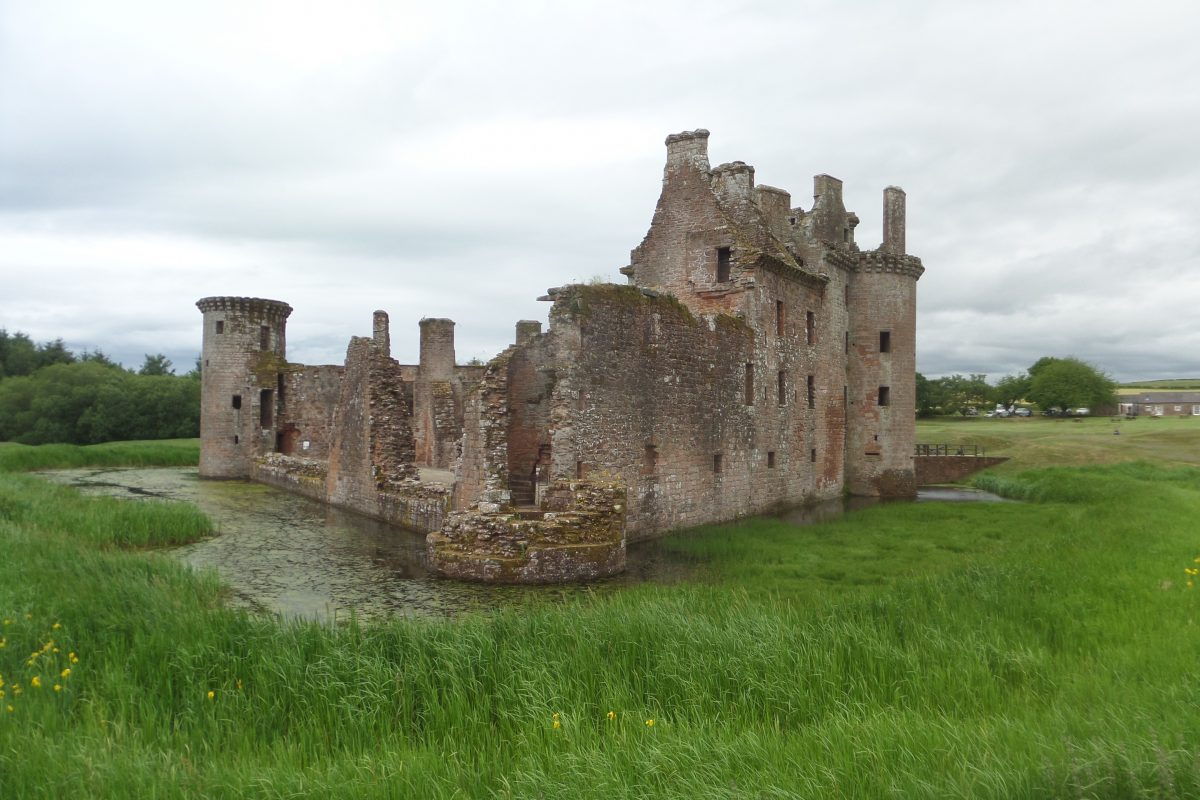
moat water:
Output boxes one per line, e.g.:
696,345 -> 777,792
39,467 -> 1005,622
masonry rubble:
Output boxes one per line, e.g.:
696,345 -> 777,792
195,128 -> 924,583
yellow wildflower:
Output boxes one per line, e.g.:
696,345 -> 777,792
30,676 -> 41,689
51,622 -> 61,630
607,711 -> 616,721
0,638 -> 5,649
2,619 -> 10,625
60,668 -> 71,679
53,684 -> 62,693
645,719 -> 655,727
207,691 -> 214,700
24,614 -> 31,620
1189,581 -> 1195,589
5,705 -> 12,713
69,653 -> 78,664
12,685 -> 21,696
0,690 -> 5,699
236,679 -> 243,690
553,719 -> 561,730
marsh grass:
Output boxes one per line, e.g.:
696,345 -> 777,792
1,442 -> 1199,797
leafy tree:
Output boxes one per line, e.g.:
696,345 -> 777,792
915,373 -> 945,417
1026,357 -> 1116,413
138,353 -> 174,376
938,373 -> 992,416
185,356 -> 202,379
36,338 -> 76,369
0,330 -> 39,378
79,349 -> 121,369
992,372 -> 1031,409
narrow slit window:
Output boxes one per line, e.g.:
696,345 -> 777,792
576,461 -> 586,479
807,375 -> 815,409
879,331 -> 891,353
260,389 -> 274,428
215,320 -> 224,335
777,371 -> 787,406
776,300 -> 785,337
878,386 -> 891,407
260,326 -> 271,350
716,247 -> 731,282
806,311 -> 815,345
810,448 -> 817,463
744,363 -> 754,405
233,435 -> 239,445
713,453 -> 723,473
231,394 -> 241,410
844,331 -> 849,354
767,451 -> 776,468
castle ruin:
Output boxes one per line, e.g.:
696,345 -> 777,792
196,129 -> 923,582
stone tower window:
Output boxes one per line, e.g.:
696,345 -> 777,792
260,326 -> 271,350
231,394 -> 241,410
844,331 -> 849,354
716,247 -> 731,282
215,320 -> 224,334
879,331 -> 891,353
810,448 -> 817,463
767,451 -> 776,468
713,453 -> 723,473
777,371 -> 787,406
260,389 -> 274,427
776,301 -> 785,337
807,375 -> 815,409
744,363 -> 754,405
642,444 -> 658,475
806,311 -> 815,345
878,386 -> 891,407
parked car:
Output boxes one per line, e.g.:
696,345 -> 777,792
1074,408 -> 1090,416
1013,407 -> 1032,417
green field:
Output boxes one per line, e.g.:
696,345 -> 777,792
1119,379 -> 1200,391
917,415 -> 1200,474
2,440 -> 1199,797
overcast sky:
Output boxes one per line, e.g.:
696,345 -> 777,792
2,0 -> 1198,381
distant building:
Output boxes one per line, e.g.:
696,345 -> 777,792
1118,392 -> 1200,416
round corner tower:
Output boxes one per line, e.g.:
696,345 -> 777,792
196,296 -> 293,478
845,187 -> 924,498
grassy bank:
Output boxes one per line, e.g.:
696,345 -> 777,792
0,438 -> 200,473
2,445 -> 1199,796
917,415 -> 1200,474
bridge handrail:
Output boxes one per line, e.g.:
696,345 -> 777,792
915,443 -> 986,457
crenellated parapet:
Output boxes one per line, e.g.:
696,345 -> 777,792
196,296 -> 293,319
857,252 -> 925,279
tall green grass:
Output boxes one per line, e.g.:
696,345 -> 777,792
2,444 -> 1199,796
0,438 -> 200,473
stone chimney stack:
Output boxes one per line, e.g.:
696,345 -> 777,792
418,318 -> 455,381
515,320 -> 542,346
664,129 -> 711,174
372,310 -> 390,357
882,186 -> 906,255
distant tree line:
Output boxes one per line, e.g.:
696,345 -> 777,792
0,330 -> 199,444
917,356 -> 1117,417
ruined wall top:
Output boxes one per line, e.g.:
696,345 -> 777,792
196,296 -> 293,319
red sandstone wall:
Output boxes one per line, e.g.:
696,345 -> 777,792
914,456 -> 1009,485
281,365 -> 343,459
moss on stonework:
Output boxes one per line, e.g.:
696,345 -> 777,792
556,283 -> 696,326
252,352 -> 303,385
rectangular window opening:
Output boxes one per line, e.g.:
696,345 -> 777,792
844,331 -> 849,354
215,320 -> 224,335
810,448 -> 817,463
260,388 -> 274,428
878,386 -> 891,407
716,247 -> 731,282
233,435 -> 239,445
713,453 -> 723,474
776,300 -> 785,337
260,326 -> 271,351
575,461 -> 586,479
231,394 -> 241,410
807,375 -> 815,409
806,311 -> 815,345
777,371 -> 787,406
767,451 -> 776,468
642,444 -> 658,475
744,363 -> 754,406
879,331 -> 891,353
